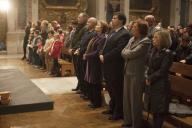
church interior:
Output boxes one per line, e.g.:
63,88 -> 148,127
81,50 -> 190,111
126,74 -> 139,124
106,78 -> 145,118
0,0 -> 192,128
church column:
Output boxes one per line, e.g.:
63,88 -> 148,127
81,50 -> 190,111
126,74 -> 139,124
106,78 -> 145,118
96,0 -> 106,21
7,0 -> 17,32
6,0 -> 18,54
7,0 -> 29,54
31,0 -> 38,23
124,0 -> 130,23
170,0 -> 180,26
26,0 -> 32,22
26,0 -> 38,24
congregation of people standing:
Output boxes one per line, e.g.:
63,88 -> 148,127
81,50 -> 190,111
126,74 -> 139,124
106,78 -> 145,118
69,13 -> 174,128
21,11 -> 192,128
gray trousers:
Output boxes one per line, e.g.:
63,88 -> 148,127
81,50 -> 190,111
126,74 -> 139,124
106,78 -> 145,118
123,74 -> 143,128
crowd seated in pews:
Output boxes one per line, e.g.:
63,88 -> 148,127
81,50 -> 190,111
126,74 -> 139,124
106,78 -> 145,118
21,13 -> 192,128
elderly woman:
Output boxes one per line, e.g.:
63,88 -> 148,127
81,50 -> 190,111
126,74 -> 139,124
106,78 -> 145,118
121,20 -> 151,128
144,30 -> 173,128
83,21 -> 108,108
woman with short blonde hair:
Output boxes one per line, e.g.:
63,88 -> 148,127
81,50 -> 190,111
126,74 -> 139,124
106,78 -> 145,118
144,30 -> 173,128
153,30 -> 172,49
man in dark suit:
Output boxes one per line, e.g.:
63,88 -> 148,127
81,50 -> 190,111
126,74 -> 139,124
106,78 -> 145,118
75,17 -> 97,99
99,13 -> 131,120
69,13 -> 88,92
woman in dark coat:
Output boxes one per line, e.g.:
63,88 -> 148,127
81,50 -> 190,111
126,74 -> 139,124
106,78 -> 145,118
83,21 -> 108,108
145,30 -> 173,128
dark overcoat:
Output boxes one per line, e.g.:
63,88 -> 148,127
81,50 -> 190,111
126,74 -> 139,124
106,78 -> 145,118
145,48 -> 173,114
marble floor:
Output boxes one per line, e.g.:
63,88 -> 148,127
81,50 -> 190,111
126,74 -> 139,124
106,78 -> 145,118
31,77 -> 77,95
0,54 -> 174,128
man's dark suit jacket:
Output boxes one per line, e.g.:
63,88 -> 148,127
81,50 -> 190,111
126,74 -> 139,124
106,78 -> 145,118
103,27 -> 131,79
102,27 -> 131,116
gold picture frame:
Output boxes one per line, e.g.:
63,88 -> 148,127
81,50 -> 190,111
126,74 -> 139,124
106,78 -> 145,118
42,0 -> 82,10
129,0 -> 157,14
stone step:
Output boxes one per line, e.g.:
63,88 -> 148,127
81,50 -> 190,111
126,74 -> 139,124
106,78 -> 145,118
0,50 -> 7,55
0,69 -> 54,115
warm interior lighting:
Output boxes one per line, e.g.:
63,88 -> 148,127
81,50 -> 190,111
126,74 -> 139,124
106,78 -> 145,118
0,0 -> 10,12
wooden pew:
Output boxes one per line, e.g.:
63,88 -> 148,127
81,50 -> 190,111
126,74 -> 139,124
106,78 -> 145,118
170,62 -> 192,105
61,47 -> 72,62
58,59 -> 75,76
168,62 -> 192,128
61,47 -> 70,55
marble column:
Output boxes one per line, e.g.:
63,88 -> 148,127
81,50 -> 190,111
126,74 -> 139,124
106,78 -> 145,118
124,0 -> 130,23
7,0 -> 17,32
26,0 -> 32,22
96,0 -> 106,21
170,0 -> 180,26
6,0 -> 20,54
6,0 -> 38,54
32,0 -> 38,23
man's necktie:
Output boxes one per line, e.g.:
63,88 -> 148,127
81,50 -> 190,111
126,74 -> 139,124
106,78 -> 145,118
100,31 -> 116,54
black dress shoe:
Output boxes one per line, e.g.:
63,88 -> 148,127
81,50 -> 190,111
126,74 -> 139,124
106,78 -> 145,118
75,90 -> 82,94
88,104 -> 101,108
21,57 -> 26,60
80,94 -> 84,98
102,110 -> 113,115
121,124 -> 132,128
108,115 -> 123,120
72,88 -> 78,91
90,105 -> 101,109
80,95 -> 89,100
82,96 -> 89,100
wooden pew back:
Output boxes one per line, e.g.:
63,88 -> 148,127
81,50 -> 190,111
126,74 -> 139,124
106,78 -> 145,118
58,59 -> 75,76
170,62 -> 192,106
165,62 -> 192,127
